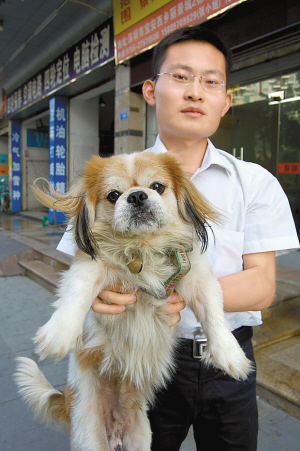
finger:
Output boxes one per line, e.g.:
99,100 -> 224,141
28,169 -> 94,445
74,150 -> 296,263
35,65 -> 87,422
169,312 -> 181,328
92,296 -> 126,314
100,289 -> 136,306
164,300 -> 186,315
167,292 -> 184,304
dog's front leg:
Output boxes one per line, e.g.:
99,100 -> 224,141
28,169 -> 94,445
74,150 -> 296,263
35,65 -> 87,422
178,253 -> 253,380
35,260 -> 106,361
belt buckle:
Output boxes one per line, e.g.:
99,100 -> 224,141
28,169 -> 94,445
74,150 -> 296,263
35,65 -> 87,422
193,337 -> 207,358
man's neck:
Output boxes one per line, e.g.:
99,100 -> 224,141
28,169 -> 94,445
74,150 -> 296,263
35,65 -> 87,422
159,136 -> 208,177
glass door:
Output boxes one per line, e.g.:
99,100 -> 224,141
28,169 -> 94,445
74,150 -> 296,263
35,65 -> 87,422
211,71 -> 300,234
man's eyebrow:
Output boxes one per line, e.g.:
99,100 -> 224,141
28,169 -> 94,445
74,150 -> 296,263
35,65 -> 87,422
168,64 -> 225,79
168,64 -> 193,72
203,69 -> 225,79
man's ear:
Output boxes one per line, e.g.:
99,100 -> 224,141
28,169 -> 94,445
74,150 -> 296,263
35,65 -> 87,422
221,92 -> 232,117
142,79 -> 156,106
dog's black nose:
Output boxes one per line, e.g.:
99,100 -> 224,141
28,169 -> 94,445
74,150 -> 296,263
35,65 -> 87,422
127,191 -> 148,206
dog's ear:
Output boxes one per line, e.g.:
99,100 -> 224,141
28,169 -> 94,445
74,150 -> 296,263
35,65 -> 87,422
32,178 -> 98,260
74,201 -> 97,260
178,181 -> 217,252
157,153 -> 220,252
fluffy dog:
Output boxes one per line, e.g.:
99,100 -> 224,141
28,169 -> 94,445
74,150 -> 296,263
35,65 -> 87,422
15,151 -> 252,451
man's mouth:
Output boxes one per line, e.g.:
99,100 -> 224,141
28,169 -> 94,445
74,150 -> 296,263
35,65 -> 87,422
181,107 -> 205,116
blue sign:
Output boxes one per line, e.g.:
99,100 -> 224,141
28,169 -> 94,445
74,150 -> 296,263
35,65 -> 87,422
27,129 -> 49,148
48,96 -> 67,224
120,109 -> 128,120
11,120 -> 22,213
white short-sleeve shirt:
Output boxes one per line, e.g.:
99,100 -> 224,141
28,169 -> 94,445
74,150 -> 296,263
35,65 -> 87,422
57,136 -> 299,337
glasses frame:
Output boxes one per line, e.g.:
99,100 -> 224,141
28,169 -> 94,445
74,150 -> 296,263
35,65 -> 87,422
154,71 -> 227,93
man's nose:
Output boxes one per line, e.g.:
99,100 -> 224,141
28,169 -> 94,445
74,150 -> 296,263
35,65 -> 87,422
185,77 -> 204,100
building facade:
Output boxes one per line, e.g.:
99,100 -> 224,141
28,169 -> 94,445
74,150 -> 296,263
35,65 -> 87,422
0,0 -> 299,234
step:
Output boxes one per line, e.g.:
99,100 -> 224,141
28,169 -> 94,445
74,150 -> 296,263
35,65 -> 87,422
18,259 -> 61,294
35,247 -> 72,272
253,308 -> 300,419
255,334 -> 300,420
253,307 -> 300,350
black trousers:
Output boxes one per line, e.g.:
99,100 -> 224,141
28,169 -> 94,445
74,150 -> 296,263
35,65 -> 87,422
148,326 -> 258,451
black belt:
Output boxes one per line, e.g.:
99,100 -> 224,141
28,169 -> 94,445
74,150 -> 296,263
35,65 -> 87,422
178,326 -> 253,359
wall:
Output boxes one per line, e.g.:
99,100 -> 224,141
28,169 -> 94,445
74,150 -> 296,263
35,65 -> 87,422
69,96 -> 99,184
21,116 -> 49,211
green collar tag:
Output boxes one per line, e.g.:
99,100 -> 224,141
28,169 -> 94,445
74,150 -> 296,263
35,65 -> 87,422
163,248 -> 191,297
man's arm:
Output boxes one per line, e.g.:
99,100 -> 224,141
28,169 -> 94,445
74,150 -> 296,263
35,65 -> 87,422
219,251 -> 276,312
93,251 -> 276,323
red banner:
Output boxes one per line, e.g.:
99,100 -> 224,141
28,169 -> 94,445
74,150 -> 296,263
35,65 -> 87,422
277,163 -> 300,174
115,0 -> 246,64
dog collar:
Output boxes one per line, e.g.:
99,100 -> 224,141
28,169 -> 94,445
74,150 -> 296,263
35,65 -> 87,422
134,247 -> 191,299
163,247 -> 191,297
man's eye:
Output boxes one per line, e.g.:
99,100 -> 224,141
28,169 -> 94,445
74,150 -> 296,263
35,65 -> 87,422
172,72 -> 188,81
205,79 -> 221,86
107,191 -> 121,204
150,182 -> 165,195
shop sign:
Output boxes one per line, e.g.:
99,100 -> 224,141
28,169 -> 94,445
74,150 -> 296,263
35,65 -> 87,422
10,120 -> 22,213
114,0 -> 246,64
277,163 -> 300,174
113,0 -> 171,35
27,129 -> 49,148
6,17 -> 114,117
48,97 -> 67,224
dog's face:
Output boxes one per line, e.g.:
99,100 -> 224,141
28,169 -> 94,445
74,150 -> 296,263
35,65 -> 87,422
93,153 -> 179,235
33,152 -> 219,259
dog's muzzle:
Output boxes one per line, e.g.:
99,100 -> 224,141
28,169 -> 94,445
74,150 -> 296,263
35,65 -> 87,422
127,190 -> 148,207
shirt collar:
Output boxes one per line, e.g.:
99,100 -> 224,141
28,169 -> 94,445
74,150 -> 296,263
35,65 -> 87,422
150,136 -> 232,178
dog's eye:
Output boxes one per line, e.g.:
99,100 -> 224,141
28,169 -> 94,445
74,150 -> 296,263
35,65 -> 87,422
150,182 -> 165,195
107,191 -> 121,204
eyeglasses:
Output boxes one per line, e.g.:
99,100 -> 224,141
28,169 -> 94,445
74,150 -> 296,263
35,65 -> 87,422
154,69 -> 227,93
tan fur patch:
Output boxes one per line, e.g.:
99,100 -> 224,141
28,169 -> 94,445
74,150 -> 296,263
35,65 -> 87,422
77,347 -> 104,371
48,384 -> 74,424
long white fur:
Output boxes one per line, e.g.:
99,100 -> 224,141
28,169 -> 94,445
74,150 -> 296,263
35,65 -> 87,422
15,152 -> 252,451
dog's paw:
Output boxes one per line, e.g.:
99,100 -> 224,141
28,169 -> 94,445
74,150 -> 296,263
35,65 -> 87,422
34,314 -> 82,361
202,334 -> 253,380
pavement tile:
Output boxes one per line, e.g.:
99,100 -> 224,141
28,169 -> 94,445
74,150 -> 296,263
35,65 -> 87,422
0,335 -> 11,356
0,398 -> 37,437
0,373 -> 21,403
4,332 -> 36,354
259,409 -> 300,450
1,423 -> 69,451
257,430 -> 290,451
0,352 -> 19,376
0,316 -> 41,339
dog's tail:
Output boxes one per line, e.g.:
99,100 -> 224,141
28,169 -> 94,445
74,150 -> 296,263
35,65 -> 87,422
14,357 -> 71,433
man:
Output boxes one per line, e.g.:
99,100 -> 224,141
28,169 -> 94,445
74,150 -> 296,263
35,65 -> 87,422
58,26 -> 299,450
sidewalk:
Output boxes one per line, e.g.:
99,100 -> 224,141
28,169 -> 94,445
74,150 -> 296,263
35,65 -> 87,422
1,275 -> 300,451
1,211 -> 300,450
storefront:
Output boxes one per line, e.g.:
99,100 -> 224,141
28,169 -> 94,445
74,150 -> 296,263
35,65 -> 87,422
5,17 -> 115,220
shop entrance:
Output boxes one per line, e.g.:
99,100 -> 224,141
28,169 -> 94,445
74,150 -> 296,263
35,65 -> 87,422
212,71 -> 300,234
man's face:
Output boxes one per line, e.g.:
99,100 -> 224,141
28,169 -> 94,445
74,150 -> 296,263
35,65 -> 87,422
143,40 -> 231,144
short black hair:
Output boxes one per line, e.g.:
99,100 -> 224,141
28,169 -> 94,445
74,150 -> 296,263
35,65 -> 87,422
152,25 -> 232,83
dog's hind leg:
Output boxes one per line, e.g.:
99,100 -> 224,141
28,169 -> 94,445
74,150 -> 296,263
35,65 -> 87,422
122,409 -> 152,451
70,360 -> 111,450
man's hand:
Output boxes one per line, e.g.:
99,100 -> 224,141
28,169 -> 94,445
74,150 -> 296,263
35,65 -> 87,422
92,287 -> 185,327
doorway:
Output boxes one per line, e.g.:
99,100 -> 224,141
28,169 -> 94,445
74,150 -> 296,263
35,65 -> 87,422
212,71 -> 300,233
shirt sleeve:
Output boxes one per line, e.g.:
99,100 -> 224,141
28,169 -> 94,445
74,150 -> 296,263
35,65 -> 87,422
56,228 -> 77,257
243,168 -> 299,256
